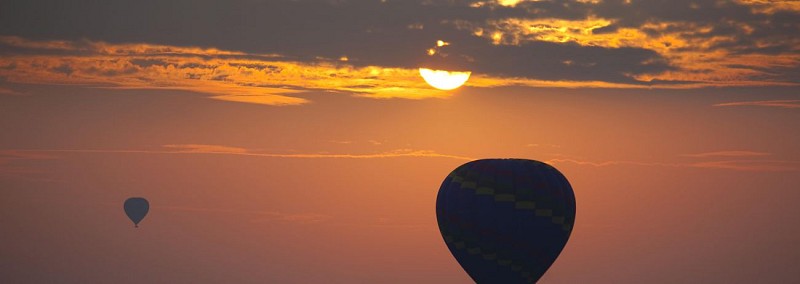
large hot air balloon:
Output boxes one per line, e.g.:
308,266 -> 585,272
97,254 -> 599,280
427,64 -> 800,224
436,159 -> 576,283
124,197 -> 149,228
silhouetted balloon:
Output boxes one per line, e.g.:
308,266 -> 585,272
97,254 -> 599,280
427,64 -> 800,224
124,197 -> 149,228
436,159 -> 576,283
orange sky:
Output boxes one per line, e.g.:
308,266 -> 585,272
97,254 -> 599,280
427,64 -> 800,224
2,0 -> 799,283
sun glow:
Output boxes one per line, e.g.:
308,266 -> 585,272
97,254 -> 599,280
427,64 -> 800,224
419,68 -> 471,90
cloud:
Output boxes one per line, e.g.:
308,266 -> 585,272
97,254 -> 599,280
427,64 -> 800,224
448,2 -> 800,86
0,150 -> 58,161
1,144 -> 473,161
162,144 -> 249,154
525,143 -> 561,148
0,145 -> 472,181
0,36 -> 453,105
545,158 -> 682,168
2,0 -> 796,89
736,0 -> 800,13
712,100 -> 800,108
681,150 -> 772,157
689,160 -> 800,172
170,145 -> 474,160
546,156 -> 800,172
158,144 -> 473,160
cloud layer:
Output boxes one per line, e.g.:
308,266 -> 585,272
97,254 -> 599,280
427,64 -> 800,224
1,0 -> 797,97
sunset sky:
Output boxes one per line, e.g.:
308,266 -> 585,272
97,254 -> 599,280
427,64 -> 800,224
1,0 -> 799,283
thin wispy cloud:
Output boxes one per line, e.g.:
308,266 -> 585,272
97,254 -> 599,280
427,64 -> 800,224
0,144 -> 472,179
2,144 -> 473,161
546,156 -> 800,172
162,144 -> 249,154
0,150 -> 59,161
713,100 -> 800,109
545,158 -> 683,168
162,144 -> 473,160
526,143 -> 561,148
681,151 -> 772,158
689,160 -> 800,172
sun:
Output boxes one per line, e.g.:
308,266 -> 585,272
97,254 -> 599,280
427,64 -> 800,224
419,68 -> 471,90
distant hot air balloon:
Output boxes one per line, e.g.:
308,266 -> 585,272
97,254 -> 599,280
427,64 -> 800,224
124,197 -> 149,228
436,159 -> 576,283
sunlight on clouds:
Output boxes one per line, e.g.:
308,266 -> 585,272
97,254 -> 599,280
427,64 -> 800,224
0,36 -> 454,104
449,17 -> 800,87
736,0 -> 800,13
467,74 -> 653,89
0,36 -> 667,105
1,32 -> 797,104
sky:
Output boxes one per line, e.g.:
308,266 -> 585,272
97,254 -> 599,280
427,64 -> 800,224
1,0 -> 799,283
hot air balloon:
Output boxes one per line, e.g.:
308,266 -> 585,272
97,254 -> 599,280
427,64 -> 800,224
124,197 -> 149,228
436,159 -> 576,283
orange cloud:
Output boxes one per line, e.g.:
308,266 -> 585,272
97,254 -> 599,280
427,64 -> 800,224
162,144 -> 249,154
0,36 -> 455,105
545,158 -> 682,168
689,160 -> 800,172
713,100 -> 800,108
547,156 -> 800,172
681,151 -> 772,157
736,0 -> 800,13
6,35 -> 794,106
158,144 -> 473,160
449,16 -> 800,88
2,145 -> 473,161
0,150 -> 59,163
0,146 -> 472,181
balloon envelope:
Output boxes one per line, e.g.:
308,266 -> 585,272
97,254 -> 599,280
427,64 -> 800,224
124,197 -> 149,228
436,159 -> 576,283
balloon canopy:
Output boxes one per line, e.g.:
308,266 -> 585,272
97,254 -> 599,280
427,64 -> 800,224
124,197 -> 149,228
436,159 -> 576,283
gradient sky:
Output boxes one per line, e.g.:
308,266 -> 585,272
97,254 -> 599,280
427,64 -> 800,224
1,0 -> 799,283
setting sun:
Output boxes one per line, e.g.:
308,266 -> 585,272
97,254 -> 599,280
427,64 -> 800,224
418,68 -> 471,90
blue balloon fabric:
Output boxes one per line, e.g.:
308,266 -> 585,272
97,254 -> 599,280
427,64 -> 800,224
436,159 -> 576,283
124,197 -> 149,228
